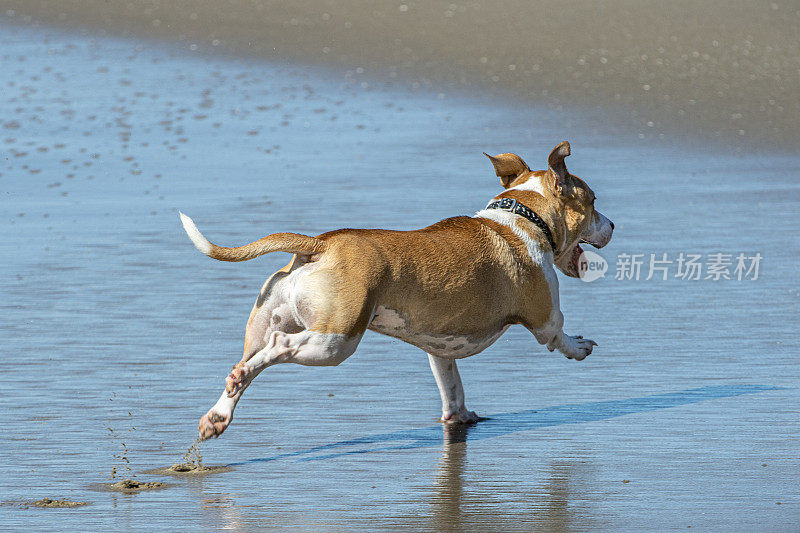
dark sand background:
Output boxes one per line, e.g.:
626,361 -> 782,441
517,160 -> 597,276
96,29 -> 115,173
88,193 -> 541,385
4,0 -> 799,150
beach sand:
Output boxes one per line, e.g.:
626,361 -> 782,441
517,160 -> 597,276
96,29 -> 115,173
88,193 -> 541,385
3,0 -> 799,150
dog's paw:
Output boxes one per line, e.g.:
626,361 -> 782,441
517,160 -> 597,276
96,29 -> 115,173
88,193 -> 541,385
225,362 -> 250,397
198,409 -> 231,441
442,409 -> 480,424
560,334 -> 597,361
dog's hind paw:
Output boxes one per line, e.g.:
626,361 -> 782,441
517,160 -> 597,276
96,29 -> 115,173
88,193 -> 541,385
198,409 -> 231,441
225,362 -> 250,397
442,409 -> 480,424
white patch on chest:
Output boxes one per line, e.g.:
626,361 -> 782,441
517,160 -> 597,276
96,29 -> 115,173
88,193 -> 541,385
369,306 -> 508,358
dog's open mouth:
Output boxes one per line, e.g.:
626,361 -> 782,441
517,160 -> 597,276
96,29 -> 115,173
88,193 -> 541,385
563,239 -> 600,277
554,243 -> 585,278
579,238 -> 602,248
569,243 -> 585,275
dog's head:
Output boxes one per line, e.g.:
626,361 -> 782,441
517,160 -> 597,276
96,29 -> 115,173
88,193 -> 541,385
485,141 -> 614,278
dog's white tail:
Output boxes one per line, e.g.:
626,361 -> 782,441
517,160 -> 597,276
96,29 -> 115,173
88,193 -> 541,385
178,211 -> 327,262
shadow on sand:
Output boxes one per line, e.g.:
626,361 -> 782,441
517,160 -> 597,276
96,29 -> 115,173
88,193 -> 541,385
227,384 -> 778,466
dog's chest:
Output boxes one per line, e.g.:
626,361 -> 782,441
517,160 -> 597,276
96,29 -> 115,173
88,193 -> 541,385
369,306 -> 507,358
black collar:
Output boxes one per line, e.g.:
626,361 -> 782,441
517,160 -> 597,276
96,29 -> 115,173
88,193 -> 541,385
484,197 -> 557,253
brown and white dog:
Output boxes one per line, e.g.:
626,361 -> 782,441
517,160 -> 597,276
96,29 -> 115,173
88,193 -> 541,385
180,141 -> 613,440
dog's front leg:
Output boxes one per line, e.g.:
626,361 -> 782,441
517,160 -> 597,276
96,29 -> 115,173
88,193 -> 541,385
530,308 -> 597,361
528,267 -> 597,361
546,330 -> 597,361
428,354 -> 479,424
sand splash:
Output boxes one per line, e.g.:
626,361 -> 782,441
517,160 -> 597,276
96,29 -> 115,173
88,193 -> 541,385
174,437 -> 204,470
145,438 -> 232,477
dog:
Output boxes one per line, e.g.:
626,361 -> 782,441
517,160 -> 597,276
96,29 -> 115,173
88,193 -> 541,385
179,141 -> 613,440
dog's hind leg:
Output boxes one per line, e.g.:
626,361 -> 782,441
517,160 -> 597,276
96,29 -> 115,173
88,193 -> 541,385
228,329 -> 362,393
197,321 -> 299,441
197,259 -> 301,441
428,354 -> 479,424
241,257 -> 305,362
198,269 -> 372,441
198,330 -> 364,440
197,312 -> 305,441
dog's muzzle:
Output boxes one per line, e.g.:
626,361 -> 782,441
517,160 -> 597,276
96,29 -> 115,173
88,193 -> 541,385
581,210 -> 614,249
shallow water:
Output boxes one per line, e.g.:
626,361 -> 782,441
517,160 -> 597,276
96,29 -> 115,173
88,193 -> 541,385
1,24 -> 799,531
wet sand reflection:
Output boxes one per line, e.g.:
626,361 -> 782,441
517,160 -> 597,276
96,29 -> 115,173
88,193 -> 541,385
429,424 -> 599,531
228,384 -> 776,466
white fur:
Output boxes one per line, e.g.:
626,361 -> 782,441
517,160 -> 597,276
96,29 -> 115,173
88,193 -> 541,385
179,212 -> 212,256
369,305 -> 507,358
537,258 -> 564,345
428,354 -> 478,423
549,333 -> 596,360
248,330 -> 360,369
199,260 -> 364,439
369,305 -> 407,330
205,329 -> 363,433
509,174 -> 546,196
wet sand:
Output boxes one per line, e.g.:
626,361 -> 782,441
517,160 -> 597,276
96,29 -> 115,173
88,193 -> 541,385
99,479 -> 169,494
144,464 -> 232,477
3,1 -> 799,150
29,498 -> 88,508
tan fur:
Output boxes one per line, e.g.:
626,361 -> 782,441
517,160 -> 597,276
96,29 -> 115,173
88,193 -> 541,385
484,152 -> 530,188
283,217 -> 548,338
202,232 -> 326,262
496,177 -> 595,262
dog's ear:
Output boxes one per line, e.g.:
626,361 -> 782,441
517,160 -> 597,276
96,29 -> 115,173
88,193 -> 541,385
547,141 -> 571,191
483,152 -> 530,188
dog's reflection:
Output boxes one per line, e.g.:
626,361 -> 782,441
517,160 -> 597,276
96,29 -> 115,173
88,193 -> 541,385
429,423 -> 591,532
430,423 -> 471,531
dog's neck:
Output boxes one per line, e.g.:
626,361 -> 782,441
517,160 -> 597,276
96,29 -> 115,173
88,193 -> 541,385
483,197 -> 557,253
